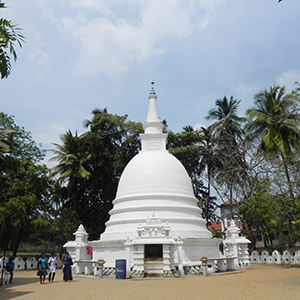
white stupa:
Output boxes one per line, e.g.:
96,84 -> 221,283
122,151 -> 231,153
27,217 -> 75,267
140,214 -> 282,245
100,83 -> 211,241
65,83 -> 222,277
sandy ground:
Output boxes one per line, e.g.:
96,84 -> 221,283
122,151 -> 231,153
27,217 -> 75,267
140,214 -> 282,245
0,265 -> 299,300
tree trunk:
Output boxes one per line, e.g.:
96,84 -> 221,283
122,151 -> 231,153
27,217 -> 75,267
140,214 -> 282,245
11,227 -> 21,257
206,169 -> 211,222
281,154 -> 294,233
0,220 -> 5,246
281,156 -> 294,199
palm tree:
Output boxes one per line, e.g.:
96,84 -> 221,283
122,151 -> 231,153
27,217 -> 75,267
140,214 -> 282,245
50,130 -> 91,211
182,125 -> 194,133
245,85 -> 300,202
206,96 -> 246,219
0,1 -> 24,79
206,96 -> 245,140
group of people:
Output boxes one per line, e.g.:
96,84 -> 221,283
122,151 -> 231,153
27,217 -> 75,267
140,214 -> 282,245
2,252 -> 73,285
37,252 -> 73,284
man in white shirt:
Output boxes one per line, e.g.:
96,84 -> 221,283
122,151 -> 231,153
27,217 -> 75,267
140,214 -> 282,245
48,253 -> 57,282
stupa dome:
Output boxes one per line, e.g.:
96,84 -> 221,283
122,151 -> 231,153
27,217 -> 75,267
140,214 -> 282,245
116,150 -> 194,198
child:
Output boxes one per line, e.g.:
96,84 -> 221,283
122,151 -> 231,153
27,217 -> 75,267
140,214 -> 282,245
4,271 -> 9,285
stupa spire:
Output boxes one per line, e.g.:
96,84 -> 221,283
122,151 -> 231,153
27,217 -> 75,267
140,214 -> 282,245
143,81 -> 164,134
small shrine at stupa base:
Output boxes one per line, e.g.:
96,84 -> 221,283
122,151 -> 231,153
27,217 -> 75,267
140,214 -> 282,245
64,84 -> 251,278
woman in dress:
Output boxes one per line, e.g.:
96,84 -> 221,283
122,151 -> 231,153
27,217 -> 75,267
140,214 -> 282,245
38,253 -> 47,284
62,252 -> 73,282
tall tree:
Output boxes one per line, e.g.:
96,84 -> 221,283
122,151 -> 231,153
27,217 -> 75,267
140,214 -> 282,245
0,113 -> 52,255
245,85 -> 300,232
206,96 -> 247,219
0,1 -> 24,79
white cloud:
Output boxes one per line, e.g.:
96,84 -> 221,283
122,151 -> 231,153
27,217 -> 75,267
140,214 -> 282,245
276,69 -> 300,93
48,0 -> 223,77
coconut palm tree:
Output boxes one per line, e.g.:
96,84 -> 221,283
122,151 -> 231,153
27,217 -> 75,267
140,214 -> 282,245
245,85 -> 300,201
206,96 -> 246,219
0,1 -> 24,79
50,130 -> 91,211
206,96 -> 245,140
182,125 -> 194,133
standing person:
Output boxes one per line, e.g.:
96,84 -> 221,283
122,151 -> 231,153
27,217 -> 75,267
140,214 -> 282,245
62,252 -> 73,282
5,257 -> 15,284
38,253 -> 47,284
48,253 -> 57,282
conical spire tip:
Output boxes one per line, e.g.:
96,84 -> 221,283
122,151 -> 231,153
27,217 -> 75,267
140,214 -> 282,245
149,80 -> 156,98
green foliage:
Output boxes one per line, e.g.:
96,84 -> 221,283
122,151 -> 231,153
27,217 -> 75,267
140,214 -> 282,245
245,85 -> 300,234
168,127 -> 203,178
240,181 -> 278,246
239,177 -> 300,250
51,130 -> 91,184
0,113 -> 53,255
206,96 -> 245,140
246,85 -> 300,159
0,113 -> 45,161
0,1 -> 24,79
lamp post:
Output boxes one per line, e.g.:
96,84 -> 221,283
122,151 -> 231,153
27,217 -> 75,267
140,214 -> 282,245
201,257 -> 208,277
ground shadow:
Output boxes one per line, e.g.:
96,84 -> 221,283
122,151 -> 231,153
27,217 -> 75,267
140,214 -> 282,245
0,289 -> 33,300
0,277 -> 37,300
0,272 -> 70,300
1,274 -> 39,287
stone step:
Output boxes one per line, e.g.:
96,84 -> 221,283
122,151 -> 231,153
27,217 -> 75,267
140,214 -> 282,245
144,260 -> 164,277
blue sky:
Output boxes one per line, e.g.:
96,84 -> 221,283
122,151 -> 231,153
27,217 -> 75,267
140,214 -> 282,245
1,0 -> 300,165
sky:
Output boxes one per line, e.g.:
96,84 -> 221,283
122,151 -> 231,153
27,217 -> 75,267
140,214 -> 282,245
1,0 -> 300,166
